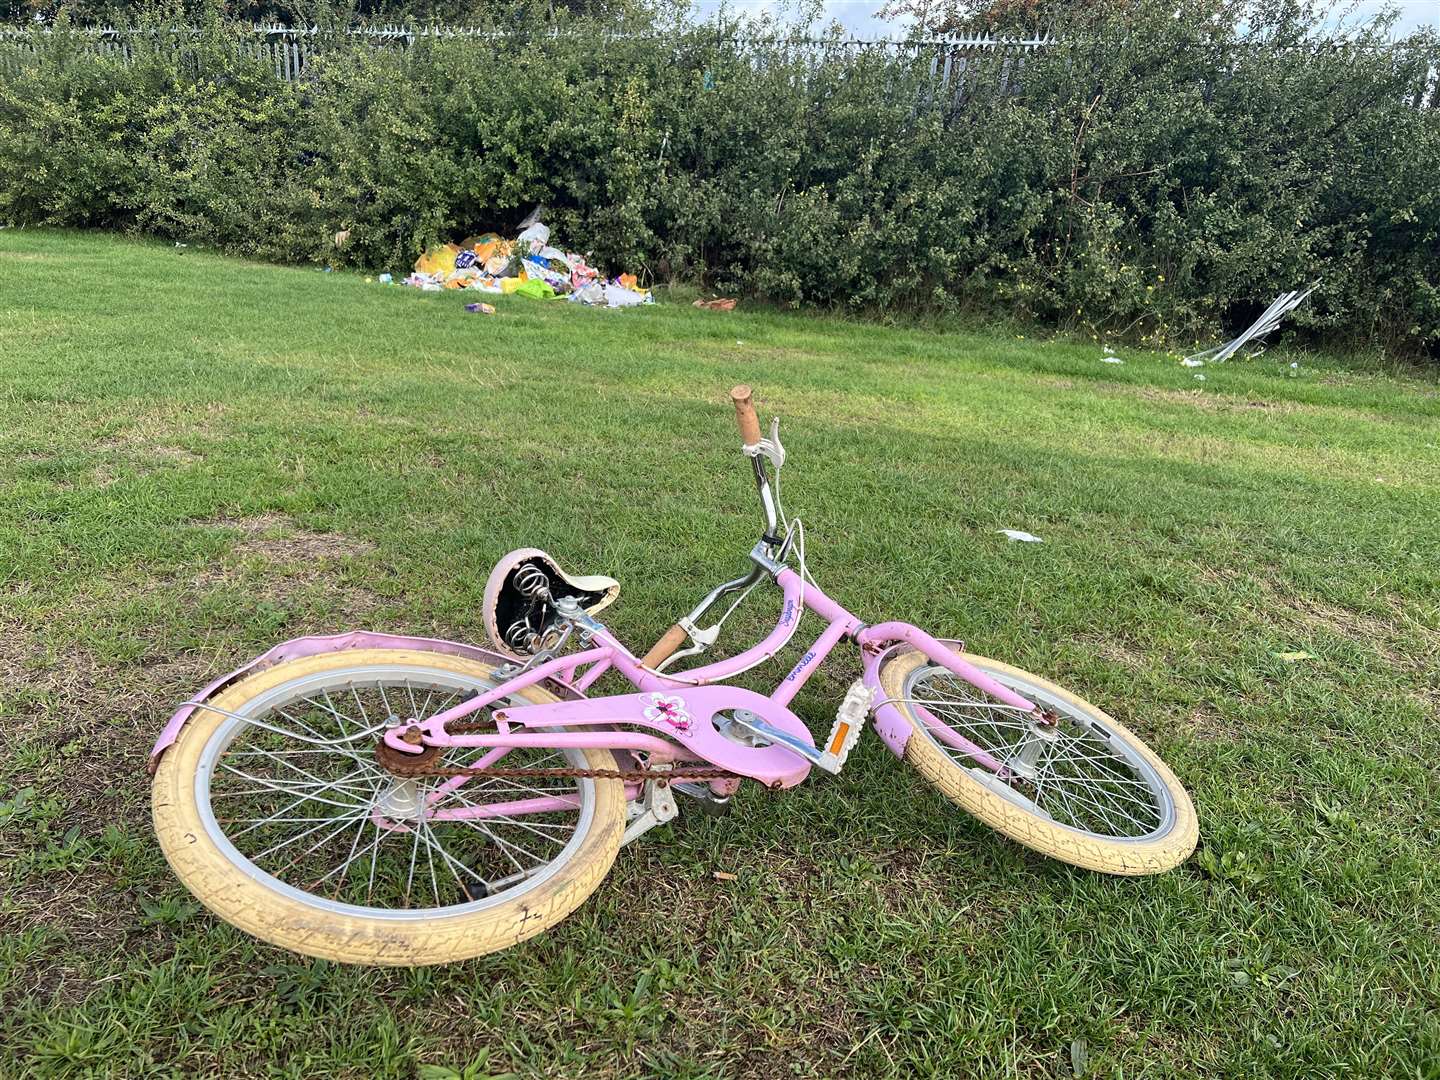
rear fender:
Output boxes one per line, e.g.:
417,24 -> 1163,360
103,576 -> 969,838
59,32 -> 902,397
147,631 -> 586,774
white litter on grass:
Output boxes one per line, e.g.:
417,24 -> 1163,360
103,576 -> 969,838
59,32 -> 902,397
998,529 -> 1044,543
1194,374 -> 1207,381
1100,356 -> 1125,365
1182,281 -> 1319,365
1180,358 -> 1205,368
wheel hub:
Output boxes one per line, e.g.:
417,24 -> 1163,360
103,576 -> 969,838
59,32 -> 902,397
374,737 -> 442,777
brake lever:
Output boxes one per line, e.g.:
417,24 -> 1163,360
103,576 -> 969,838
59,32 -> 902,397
652,618 -> 720,673
742,416 -> 785,471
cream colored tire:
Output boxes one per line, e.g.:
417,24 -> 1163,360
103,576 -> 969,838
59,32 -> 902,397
880,649 -> 1197,876
152,648 -> 626,966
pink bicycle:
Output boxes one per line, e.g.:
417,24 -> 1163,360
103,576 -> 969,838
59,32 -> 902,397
151,387 -> 1197,966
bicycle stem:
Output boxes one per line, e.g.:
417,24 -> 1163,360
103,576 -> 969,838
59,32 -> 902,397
750,452 -> 782,543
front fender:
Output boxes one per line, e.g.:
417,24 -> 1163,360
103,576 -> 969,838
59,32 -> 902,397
147,631 -> 587,774
861,637 -> 966,760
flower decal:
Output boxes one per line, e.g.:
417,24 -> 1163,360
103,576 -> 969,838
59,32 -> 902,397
643,693 -> 692,731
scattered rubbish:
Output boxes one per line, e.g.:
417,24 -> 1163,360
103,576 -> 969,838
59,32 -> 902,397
694,298 -> 738,312
515,279 -> 557,301
464,302 -> 496,315
712,871 -> 738,882
568,282 -> 656,308
1099,355 -> 1124,365
1289,362 -> 1300,377
1194,374 -> 1207,381
998,529 -> 1043,543
516,220 -> 551,251
1181,282 -> 1319,366
1180,358 -> 1205,368
174,242 -> 187,249
378,273 -> 393,285
334,229 -> 350,249
1274,651 -> 1316,662
400,212 -> 652,311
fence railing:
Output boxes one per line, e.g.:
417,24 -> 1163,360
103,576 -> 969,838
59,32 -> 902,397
0,25 -> 1055,91
2,24 -> 1435,109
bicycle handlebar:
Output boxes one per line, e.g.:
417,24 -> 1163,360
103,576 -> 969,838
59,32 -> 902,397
640,623 -> 688,669
731,385 -> 762,445
638,386 -> 775,670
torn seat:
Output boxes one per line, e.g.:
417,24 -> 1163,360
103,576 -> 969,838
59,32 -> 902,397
482,548 -> 619,657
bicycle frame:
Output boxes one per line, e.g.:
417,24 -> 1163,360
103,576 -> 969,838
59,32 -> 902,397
375,562 -> 1041,823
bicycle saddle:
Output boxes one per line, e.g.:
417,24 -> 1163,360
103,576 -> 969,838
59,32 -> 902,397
483,547 -> 620,658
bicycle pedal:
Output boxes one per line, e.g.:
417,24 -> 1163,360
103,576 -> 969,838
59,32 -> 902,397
816,681 -> 873,774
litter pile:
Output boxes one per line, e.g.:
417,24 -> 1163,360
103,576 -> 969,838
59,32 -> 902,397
403,216 -> 653,309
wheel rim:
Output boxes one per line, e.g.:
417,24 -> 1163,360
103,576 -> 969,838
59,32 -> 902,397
193,663 -> 599,919
902,662 -> 1176,843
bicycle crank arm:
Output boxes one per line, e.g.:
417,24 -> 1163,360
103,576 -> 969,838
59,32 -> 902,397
728,711 -> 837,774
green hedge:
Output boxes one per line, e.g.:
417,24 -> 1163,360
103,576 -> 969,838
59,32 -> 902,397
2,4 -> 1438,355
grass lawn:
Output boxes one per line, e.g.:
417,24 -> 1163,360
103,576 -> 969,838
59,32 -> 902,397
1,229 -> 1438,1079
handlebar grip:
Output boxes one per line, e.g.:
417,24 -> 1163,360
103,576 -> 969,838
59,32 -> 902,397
640,624 -> 688,669
730,385 -> 762,446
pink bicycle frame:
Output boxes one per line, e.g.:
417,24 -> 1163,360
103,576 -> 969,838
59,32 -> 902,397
370,566 -> 1039,822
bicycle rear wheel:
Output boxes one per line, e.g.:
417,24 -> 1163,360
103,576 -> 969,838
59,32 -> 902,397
152,648 -> 626,965
879,648 -> 1196,875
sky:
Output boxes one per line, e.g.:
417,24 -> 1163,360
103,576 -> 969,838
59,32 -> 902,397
688,0 -> 1439,39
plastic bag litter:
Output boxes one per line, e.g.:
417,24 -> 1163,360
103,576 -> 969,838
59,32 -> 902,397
569,283 -> 608,306
516,222 -> 551,252
998,529 -> 1043,543
568,283 -> 654,308
515,279 -> 557,300
484,253 -> 518,277
414,244 -> 461,275
521,257 -> 571,292
605,286 -> 650,308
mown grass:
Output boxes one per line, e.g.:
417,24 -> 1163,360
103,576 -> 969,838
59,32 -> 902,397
1,229 -> 1437,1079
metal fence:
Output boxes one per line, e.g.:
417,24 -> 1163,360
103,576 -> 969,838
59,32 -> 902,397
1,24 -> 1436,108
0,25 -> 1054,91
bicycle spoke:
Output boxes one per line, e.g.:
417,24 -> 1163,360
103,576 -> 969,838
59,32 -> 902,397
909,664 -> 1166,840
197,667 -> 599,917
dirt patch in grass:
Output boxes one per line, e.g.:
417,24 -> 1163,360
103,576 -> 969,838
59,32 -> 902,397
1093,637 -> 1151,671
1200,567 -> 1435,671
202,512 -> 376,562
1173,704 -> 1247,742
1122,385 -> 1309,415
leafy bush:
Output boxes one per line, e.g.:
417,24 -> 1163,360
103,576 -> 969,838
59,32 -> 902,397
1,2 -> 1437,355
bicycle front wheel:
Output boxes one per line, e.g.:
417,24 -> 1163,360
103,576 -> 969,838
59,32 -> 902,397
879,649 -> 1197,875
152,648 -> 627,966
